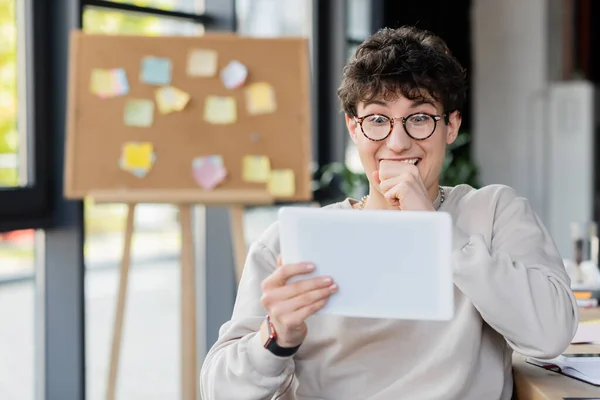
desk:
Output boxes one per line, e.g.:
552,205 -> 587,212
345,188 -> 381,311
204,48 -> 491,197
513,308 -> 600,400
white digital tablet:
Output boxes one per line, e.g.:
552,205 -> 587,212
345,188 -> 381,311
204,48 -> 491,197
278,207 -> 454,321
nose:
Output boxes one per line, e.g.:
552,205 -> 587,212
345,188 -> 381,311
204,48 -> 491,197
386,121 -> 412,153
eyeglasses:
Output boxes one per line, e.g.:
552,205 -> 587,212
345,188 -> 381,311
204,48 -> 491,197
354,112 -> 446,141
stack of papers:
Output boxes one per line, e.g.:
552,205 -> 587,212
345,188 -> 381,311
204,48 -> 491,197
572,319 -> 600,344
527,354 -> 600,385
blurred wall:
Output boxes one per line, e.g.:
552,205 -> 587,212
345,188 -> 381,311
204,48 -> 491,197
472,0 -> 549,200
471,0 -> 599,260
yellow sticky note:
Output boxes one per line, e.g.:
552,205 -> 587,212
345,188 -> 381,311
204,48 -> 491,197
123,142 -> 153,169
155,86 -> 191,114
187,49 -> 218,77
245,82 -> 277,115
268,169 -> 295,197
90,69 -> 111,96
119,142 -> 156,178
204,96 -> 237,124
242,155 -> 271,183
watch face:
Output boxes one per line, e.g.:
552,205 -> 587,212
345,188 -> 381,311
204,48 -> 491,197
266,315 -> 277,340
264,315 -> 277,350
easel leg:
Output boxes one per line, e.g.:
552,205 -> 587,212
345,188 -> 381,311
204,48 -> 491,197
229,205 -> 247,283
179,204 -> 197,400
107,203 -> 136,400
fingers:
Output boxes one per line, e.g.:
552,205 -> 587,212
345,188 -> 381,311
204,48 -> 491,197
372,170 -> 380,184
265,275 -> 335,304
268,284 -> 337,319
383,187 -> 402,208
379,176 -> 404,193
276,299 -> 329,329
261,262 -> 315,290
260,263 -> 337,332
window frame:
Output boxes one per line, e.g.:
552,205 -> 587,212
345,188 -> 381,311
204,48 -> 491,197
0,1 -> 217,234
81,0 -> 213,24
0,0 -> 53,232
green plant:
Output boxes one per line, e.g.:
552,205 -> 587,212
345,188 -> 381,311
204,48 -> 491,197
314,131 -> 479,201
439,131 -> 479,187
315,162 -> 369,201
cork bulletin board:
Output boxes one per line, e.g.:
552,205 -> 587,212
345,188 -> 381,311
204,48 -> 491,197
64,31 -> 312,205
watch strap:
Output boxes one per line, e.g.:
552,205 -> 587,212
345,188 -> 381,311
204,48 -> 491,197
264,315 -> 300,357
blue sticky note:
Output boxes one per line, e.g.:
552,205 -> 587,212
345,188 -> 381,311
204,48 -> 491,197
140,56 -> 172,85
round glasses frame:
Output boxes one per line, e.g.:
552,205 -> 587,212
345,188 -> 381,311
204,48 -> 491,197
354,112 -> 447,142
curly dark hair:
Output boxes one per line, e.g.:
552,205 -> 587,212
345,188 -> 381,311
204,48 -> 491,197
337,26 -> 467,122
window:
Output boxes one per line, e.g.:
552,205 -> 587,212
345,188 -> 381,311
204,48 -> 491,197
81,3 -> 205,399
0,229 -> 35,400
83,5 -> 204,35
236,0 -> 311,38
92,0 -> 205,14
344,0 -> 372,174
346,0 -> 371,43
0,0 -> 51,231
0,0 -> 20,188
0,1 -> 39,396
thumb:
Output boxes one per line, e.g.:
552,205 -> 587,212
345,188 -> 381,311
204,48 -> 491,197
372,170 -> 380,184
277,256 -> 283,267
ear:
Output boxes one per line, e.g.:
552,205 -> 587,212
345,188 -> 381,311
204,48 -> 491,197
345,114 -> 359,144
445,111 -> 462,145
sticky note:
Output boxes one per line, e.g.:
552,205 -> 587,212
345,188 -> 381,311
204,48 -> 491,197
220,60 -> 248,89
187,49 -> 218,77
124,99 -> 154,127
90,69 -> 111,97
192,155 -> 227,189
90,68 -> 129,98
245,82 -> 277,115
268,169 -> 295,197
242,155 -> 271,183
119,142 -> 156,178
140,56 -> 172,85
204,96 -> 237,124
155,86 -> 191,114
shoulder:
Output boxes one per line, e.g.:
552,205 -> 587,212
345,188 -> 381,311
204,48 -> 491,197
445,184 -> 534,229
446,183 -> 523,208
252,199 -> 352,258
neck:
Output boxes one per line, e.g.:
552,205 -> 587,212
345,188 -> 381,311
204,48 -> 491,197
364,182 -> 440,211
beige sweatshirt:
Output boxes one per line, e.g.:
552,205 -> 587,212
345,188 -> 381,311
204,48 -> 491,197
200,184 -> 578,400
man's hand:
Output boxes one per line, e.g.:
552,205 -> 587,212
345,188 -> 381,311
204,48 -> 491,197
374,160 -> 435,211
260,257 -> 337,348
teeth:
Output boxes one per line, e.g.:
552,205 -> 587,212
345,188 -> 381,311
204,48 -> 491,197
401,159 -> 419,164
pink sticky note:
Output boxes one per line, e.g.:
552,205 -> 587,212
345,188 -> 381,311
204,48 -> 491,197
220,60 -> 248,89
192,156 -> 227,189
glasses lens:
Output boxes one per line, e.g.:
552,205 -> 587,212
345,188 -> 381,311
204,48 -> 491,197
405,114 -> 435,139
361,114 -> 391,140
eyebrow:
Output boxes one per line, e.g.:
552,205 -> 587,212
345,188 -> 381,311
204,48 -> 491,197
409,99 -> 436,109
362,99 -> 437,109
362,100 -> 388,107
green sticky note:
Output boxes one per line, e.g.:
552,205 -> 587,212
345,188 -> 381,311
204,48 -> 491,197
124,99 -> 154,127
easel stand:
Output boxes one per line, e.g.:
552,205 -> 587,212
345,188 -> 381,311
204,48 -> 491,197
94,190 -> 273,400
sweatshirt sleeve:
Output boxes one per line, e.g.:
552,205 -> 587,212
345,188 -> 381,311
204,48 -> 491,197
451,186 -> 578,359
199,238 -> 295,400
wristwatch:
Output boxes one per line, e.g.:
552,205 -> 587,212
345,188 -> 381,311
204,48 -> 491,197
263,315 -> 301,357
